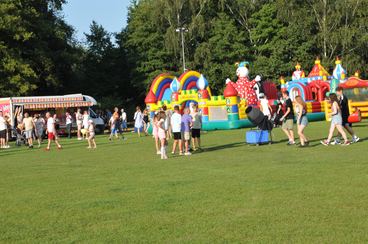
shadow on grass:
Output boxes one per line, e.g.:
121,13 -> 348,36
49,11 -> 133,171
203,142 -> 245,152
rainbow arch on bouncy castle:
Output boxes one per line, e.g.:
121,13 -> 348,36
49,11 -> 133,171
146,70 -> 212,103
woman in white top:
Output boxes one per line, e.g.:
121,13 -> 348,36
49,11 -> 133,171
259,93 -> 272,120
134,106 -> 143,137
76,109 -> 83,140
82,110 -> 89,139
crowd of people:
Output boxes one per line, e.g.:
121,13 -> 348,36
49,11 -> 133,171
259,88 -> 360,147
149,103 -> 202,160
0,86 -> 362,153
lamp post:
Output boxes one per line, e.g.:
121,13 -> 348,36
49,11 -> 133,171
176,27 -> 188,72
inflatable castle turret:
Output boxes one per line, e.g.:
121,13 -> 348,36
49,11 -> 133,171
224,82 -> 240,123
170,77 -> 181,103
196,74 -> 210,122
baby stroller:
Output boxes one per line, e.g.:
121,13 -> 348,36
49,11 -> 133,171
13,128 -> 27,147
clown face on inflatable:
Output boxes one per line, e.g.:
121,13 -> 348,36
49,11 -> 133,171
226,61 -> 261,106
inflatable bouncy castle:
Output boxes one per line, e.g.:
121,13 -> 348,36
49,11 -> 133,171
284,58 -> 368,121
145,58 -> 367,131
145,64 -> 278,130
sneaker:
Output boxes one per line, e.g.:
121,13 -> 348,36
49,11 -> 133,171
156,151 -> 161,155
77,137 -> 82,141
179,152 -> 183,156
45,148 -> 50,151
330,140 -> 340,145
352,136 -> 360,143
57,146 -> 62,150
286,141 -> 295,146
29,145 -> 33,149
298,144 -> 308,148
320,140 -> 330,146
341,141 -> 350,146
184,152 -> 192,156
171,152 -> 175,154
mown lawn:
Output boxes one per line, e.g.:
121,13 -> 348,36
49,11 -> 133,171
0,121 -> 368,243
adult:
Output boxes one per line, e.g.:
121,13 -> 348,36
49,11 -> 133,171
280,91 -> 295,145
0,111 -> 7,149
82,110 -> 89,139
22,113 -> 35,148
321,93 -> 350,146
259,93 -> 272,120
34,114 -> 45,148
45,112 -> 62,150
134,106 -> 143,137
274,95 -> 284,127
65,112 -> 73,139
181,108 -> 193,156
112,107 -> 121,137
76,109 -> 83,140
295,96 -> 309,147
121,108 -> 127,131
335,87 -> 359,143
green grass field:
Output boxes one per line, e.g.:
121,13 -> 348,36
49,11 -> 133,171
1,121 -> 368,243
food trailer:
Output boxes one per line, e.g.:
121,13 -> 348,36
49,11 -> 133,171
0,94 -> 105,134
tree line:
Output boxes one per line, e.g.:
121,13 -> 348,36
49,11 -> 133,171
1,0 -> 367,110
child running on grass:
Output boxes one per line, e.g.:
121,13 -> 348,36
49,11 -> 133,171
181,107 -> 193,156
152,113 -> 160,154
157,111 -> 168,159
87,119 -> 97,149
171,105 -> 183,155
45,112 -> 62,151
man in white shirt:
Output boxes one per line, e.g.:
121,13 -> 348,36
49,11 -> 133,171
170,105 -> 183,155
22,112 -> 35,148
0,111 -> 7,149
46,112 -> 62,151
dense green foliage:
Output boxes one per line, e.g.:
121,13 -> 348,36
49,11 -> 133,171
1,121 -> 368,242
0,0 -> 367,106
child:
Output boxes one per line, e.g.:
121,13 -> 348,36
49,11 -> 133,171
152,114 -> 160,154
157,111 -> 168,159
134,106 -> 143,137
45,112 -> 62,151
170,105 -> 183,155
87,119 -> 97,149
143,109 -> 149,136
108,116 -> 118,141
295,96 -> 309,147
191,104 -> 202,151
181,107 -> 193,156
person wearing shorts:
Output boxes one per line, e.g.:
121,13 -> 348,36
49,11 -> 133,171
22,112 -> 35,149
191,104 -> 202,151
0,111 -> 7,149
335,87 -> 359,143
280,91 -> 295,145
45,112 -> 62,151
181,107 -> 193,156
170,105 -> 182,155
34,114 -> 45,148
87,120 -> 97,149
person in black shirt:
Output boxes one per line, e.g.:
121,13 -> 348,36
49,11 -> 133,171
280,91 -> 295,145
335,87 -> 359,143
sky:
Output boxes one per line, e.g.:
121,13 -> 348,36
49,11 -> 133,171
62,0 -> 131,42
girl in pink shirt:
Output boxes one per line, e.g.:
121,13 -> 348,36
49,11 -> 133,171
152,114 -> 160,155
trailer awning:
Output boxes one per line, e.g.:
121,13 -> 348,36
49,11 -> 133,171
11,94 -> 96,109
